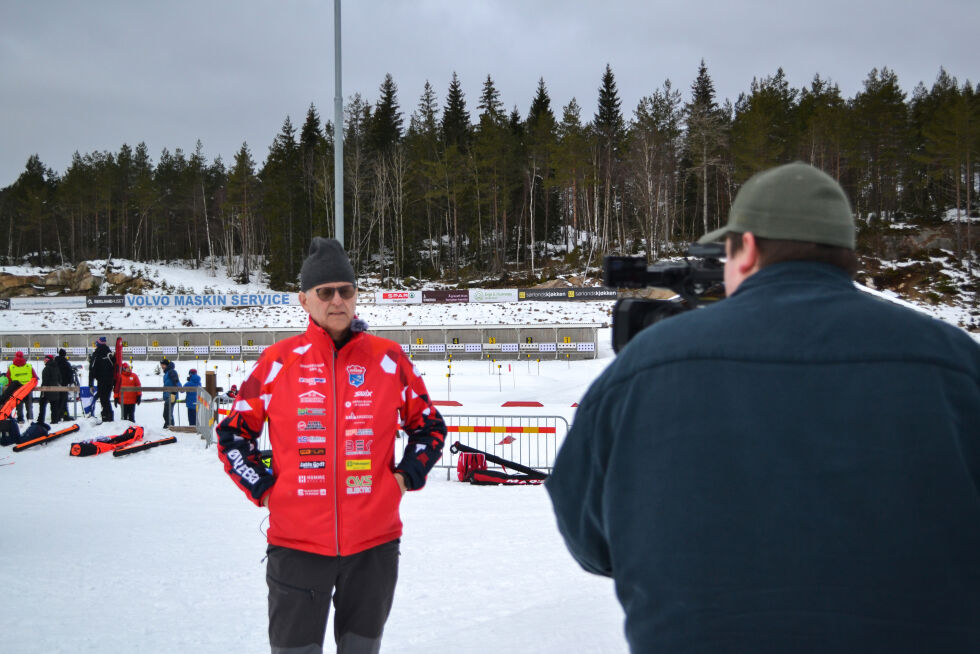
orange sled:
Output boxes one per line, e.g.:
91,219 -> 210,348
70,426 -> 144,457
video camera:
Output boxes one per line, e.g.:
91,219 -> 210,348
603,243 -> 726,353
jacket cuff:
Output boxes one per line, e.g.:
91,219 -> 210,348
394,459 -> 425,491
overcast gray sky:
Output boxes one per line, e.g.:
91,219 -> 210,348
2,0 -> 977,186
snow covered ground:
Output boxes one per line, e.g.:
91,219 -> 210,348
0,262 -> 626,653
1,259 -> 977,653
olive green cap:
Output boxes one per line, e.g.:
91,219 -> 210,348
699,162 -> 855,249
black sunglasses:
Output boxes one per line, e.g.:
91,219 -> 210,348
312,285 -> 356,301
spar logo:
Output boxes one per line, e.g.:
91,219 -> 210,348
346,474 -> 373,494
298,408 -> 326,416
345,439 -> 373,456
299,377 -> 326,385
346,364 -> 365,388
297,435 -> 327,444
346,459 -> 371,471
298,448 -> 326,457
299,461 -> 326,469
299,390 -> 326,404
297,420 -> 326,431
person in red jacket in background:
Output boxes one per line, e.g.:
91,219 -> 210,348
216,238 -> 446,654
115,363 -> 142,422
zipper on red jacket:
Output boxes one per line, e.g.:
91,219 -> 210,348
331,348 -> 340,556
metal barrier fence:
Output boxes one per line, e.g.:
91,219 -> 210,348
435,414 -> 569,480
204,411 -> 569,481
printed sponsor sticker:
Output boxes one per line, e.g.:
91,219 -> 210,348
299,377 -> 326,385
345,412 -> 373,421
299,390 -> 326,404
346,364 -> 366,388
297,474 -> 326,484
354,390 -> 373,398
298,408 -> 326,416
345,439 -> 373,456
345,474 -> 373,494
300,363 -> 325,371
299,461 -> 326,469
297,435 -> 327,444
297,420 -> 326,431
299,448 -> 326,456
346,459 -> 371,471
297,488 -> 328,497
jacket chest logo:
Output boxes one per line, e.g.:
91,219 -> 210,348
346,364 -> 366,388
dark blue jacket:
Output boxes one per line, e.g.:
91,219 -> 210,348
547,262 -> 980,653
162,365 -> 180,397
183,372 -> 201,407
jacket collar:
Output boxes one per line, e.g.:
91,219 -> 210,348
303,316 -> 367,354
731,261 -> 855,298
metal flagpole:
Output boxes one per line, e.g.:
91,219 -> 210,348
333,0 -> 344,246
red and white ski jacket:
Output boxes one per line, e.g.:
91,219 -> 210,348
216,317 -> 446,557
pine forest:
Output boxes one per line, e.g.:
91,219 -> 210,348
1,62 -> 978,289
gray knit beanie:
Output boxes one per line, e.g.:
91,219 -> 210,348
300,237 -> 355,291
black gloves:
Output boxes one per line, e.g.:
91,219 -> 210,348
136,397 -> 141,405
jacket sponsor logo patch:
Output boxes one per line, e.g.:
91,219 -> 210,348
297,408 -> 326,416
299,448 -> 326,456
299,461 -> 326,469
344,428 -> 374,436
346,459 -> 371,471
346,364 -> 366,388
297,435 -> 327,444
346,474 -> 372,494
345,439 -> 372,456
354,390 -> 373,398
300,363 -> 325,371
227,449 -> 261,484
297,474 -> 326,484
345,412 -> 373,421
297,420 -> 326,431
299,390 -> 326,404
298,377 -> 326,385
297,488 -> 328,497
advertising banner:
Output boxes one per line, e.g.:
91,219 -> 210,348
468,288 -> 519,303
123,293 -> 297,308
518,287 -> 618,301
421,290 -> 470,304
375,290 -> 423,305
86,295 -> 126,308
9,296 -> 88,310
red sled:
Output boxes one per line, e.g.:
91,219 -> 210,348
0,378 -> 38,421
70,425 -> 144,457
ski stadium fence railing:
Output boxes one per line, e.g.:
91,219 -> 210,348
218,412 -> 568,479
436,414 -> 568,478
0,324 -> 601,362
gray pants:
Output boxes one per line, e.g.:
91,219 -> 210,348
267,539 -> 399,654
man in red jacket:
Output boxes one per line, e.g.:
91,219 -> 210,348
216,237 -> 446,654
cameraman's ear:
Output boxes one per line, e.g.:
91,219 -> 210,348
738,232 -> 761,276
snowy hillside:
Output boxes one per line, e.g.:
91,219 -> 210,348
0,259 -> 976,654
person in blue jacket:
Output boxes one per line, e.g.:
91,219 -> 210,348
183,368 -> 201,426
547,162 -> 980,653
160,358 -> 180,429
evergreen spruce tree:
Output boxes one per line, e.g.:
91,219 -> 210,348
442,72 -> 471,151
684,59 -> 728,237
